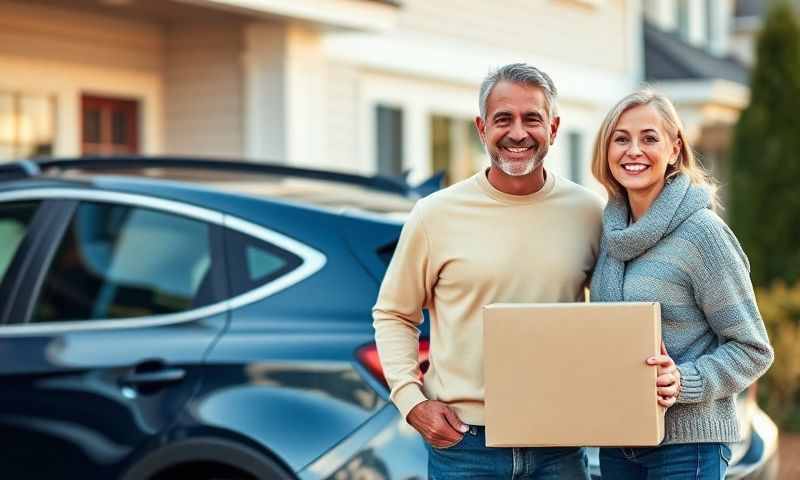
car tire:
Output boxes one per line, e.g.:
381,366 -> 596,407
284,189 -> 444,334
120,438 -> 294,480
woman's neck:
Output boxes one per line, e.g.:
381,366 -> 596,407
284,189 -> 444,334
626,183 -> 664,223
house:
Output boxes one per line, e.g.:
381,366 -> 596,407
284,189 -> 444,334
642,0 -> 758,206
0,0 -> 643,189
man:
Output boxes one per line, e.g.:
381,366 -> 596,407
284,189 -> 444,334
372,63 -> 604,479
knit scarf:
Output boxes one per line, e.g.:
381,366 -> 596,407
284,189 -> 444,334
590,174 -> 712,302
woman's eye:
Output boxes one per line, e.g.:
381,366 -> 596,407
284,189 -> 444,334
644,136 -> 658,143
614,137 -> 628,144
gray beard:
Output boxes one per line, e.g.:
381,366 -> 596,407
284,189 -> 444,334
487,146 -> 544,177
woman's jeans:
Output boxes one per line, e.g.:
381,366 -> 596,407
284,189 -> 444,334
425,425 -> 590,480
599,443 -> 731,480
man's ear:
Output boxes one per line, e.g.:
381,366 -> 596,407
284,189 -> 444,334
549,116 -> 561,145
474,116 -> 486,144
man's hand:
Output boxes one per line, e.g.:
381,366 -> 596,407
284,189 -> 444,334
407,400 -> 468,448
647,341 -> 681,408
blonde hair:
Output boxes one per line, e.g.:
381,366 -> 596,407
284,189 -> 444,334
591,89 -> 717,205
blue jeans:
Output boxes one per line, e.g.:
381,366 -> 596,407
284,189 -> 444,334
599,443 -> 731,480
425,425 -> 590,479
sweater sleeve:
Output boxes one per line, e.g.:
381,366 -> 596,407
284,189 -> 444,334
372,201 -> 434,420
677,216 -> 774,404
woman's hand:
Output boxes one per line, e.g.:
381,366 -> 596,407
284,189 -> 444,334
647,341 -> 681,408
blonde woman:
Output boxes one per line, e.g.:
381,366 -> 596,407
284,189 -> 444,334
589,90 -> 774,480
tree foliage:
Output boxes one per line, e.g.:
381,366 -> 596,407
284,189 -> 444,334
730,1 -> 800,287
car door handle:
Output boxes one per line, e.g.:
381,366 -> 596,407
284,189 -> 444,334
121,368 -> 186,386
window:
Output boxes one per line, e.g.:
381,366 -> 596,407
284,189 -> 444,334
0,201 -> 39,284
375,105 -> 404,177
224,228 -> 302,297
81,95 -> 139,155
568,131 -> 584,185
431,115 -> 485,185
33,202 -> 215,323
0,92 -> 56,161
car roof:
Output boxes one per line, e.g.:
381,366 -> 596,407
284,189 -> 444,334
0,157 -> 425,220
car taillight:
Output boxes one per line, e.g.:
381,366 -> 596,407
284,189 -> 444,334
357,339 -> 430,388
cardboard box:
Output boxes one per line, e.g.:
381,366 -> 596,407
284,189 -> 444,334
483,302 -> 664,447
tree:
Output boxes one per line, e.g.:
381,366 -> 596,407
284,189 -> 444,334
730,1 -> 800,287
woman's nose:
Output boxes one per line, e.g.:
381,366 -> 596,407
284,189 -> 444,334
627,142 -> 643,157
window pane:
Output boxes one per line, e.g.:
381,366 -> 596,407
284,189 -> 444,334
247,246 -> 287,281
376,105 -> 404,177
568,131 -> 583,185
83,109 -> 101,144
0,92 -> 56,161
0,94 -> 14,160
0,201 -> 39,284
112,110 -> 128,145
18,96 -> 55,158
431,114 -> 485,186
225,228 -> 302,297
33,202 -> 214,323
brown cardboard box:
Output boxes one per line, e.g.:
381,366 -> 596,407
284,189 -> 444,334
483,302 -> 664,447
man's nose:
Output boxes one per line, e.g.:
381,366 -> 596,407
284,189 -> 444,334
508,120 -> 527,141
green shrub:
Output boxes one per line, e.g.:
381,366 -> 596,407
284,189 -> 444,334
755,282 -> 800,430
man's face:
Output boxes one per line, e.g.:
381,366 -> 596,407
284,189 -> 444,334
475,81 -> 559,177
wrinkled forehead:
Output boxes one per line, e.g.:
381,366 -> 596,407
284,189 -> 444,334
486,81 -> 549,117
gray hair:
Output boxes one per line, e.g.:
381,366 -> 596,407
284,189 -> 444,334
478,63 -> 558,120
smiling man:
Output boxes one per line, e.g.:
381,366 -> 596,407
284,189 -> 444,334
373,63 -> 604,479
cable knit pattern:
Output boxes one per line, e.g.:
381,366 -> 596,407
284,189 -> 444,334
591,174 -> 774,445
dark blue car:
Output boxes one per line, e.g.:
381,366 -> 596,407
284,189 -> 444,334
0,157 -> 777,480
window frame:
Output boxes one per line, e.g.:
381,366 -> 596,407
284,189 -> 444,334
0,188 -> 326,334
0,199 -> 62,325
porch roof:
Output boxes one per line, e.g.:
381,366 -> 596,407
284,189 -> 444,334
183,0 -> 400,31
644,22 -> 750,86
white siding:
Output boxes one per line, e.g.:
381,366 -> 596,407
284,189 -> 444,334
0,0 -> 163,72
164,23 -> 245,157
325,64 -> 361,171
396,0 -> 631,73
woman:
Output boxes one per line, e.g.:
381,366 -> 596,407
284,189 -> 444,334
589,90 -> 774,480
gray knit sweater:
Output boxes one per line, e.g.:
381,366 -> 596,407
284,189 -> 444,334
590,174 -> 774,445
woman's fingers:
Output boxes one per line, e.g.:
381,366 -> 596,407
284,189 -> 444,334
658,395 -> 677,408
656,373 -> 676,387
646,354 -> 675,367
658,384 -> 679,397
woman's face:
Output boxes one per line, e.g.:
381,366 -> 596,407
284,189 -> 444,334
607,104 -> 681,198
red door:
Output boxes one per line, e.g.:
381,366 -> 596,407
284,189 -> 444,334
81,95 -> 139,155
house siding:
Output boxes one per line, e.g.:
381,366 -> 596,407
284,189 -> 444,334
325,63 -> 361,171
0,0 -> 163,73
164,23 -> 245,157
396,0 -> 630,73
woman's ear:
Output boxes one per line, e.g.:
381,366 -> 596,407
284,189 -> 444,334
671,137 -> 683,165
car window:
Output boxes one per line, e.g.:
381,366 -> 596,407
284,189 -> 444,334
0,201 -> 40,284
225,228 -> 302,297
32,201 -> 215,323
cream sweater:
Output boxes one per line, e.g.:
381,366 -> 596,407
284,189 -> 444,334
373,168 -> 604,425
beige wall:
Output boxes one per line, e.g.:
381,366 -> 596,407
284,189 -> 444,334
164,22 -> 245,157
395,0 -> 631,73
0,0 -> 163,73
0,1 -> 164,156
325,63 -> 361,171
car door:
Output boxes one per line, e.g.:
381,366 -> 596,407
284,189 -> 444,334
0,192 -> 229,479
